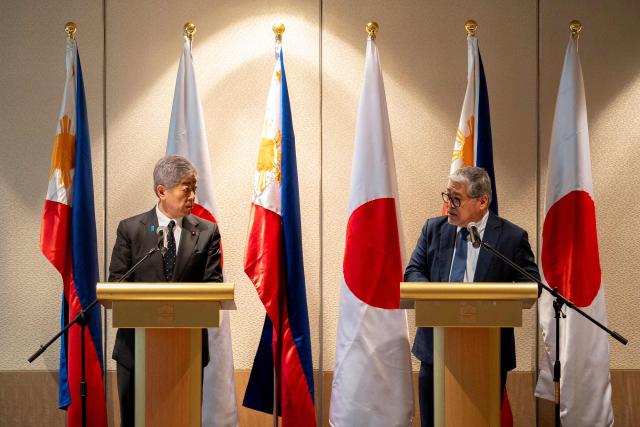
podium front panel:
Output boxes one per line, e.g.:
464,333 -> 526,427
415,300 -> 523,327
112,300 -> 220,328
434,328 -> 501,427
135,329 -> 201,427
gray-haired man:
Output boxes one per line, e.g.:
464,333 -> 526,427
405,166 -> 540,426
109,155 -> 221,426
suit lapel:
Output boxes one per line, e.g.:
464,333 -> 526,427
173,215 -> 200,281
139,208 -> 165,281
475,213 -> 502,282
438,222 -> 457,282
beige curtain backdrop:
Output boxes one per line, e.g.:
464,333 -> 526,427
1,0 -> 638,425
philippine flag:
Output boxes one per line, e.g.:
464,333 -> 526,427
448,32 -> 497,215
40,35 -> 107,427
242,45 -> 316,426
446,29 -> 514,425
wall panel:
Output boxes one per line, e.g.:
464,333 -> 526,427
0,0 -> 104,372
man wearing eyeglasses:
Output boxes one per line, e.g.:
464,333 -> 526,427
405,166 -> 540,427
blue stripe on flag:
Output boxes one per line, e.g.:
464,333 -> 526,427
279,50 -> 315,402
475,51 -> 499,215
71,51 -> 104,372
58,295 -> 71,409
243,316 -> 277,414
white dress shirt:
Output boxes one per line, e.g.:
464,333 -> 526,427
449,210 -> 490,282
156,204 -> 184,254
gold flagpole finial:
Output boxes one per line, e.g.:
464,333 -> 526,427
184,22 -> 197,41
366,21 -> 379,40
569,20 -> 582,37
273,23 -> 285,43
465,20 -> 477,37
65,22 -> 77,40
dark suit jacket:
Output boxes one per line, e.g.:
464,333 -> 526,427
405,213 -> 540,372
109,207 -> 222,369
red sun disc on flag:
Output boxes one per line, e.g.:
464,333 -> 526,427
541,190 -> 601,307
343,198 -> 402,309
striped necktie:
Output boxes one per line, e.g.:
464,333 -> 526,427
449,228 -> 469,282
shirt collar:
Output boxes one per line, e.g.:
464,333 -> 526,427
155,204 -> 184,229
475,210 -> 490,235
457,210 -> 490,235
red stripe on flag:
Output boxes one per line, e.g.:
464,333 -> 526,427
542,190 -> 601,307
280,302 -> 317,426
245,204 -> 315,426
344,198 -> 402,309
501,388 -> 513,427
41,200 -> 107,426
66,281 -> 107,426
41,200 -> 72,275
245,204 -> 283,319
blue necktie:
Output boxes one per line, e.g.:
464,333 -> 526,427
449,228 -> 469,282
163,220 -> 176,281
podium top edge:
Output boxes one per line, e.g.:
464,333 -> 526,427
400,282 -> 538,301
97,282 -> 234,302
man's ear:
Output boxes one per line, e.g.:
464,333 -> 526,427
480,194 -> 490,209
156,185 -> 166,199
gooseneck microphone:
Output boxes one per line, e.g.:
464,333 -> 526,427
156,226 -> 168,255
467,223 -> 482,249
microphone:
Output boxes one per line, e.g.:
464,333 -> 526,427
467,223 -> 482,249
156,226 -> 168,255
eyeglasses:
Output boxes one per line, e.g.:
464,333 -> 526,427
441,191 -> 463,208
441,191 -> 481,208
180,184 -> 197,195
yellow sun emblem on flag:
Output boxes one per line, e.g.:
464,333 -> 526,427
49,115 -> 76,189
256,130 -> 281,193
452,115 -> 474,167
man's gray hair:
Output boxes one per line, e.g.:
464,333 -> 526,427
449,166 -> 492,204
153,155 -> 197,195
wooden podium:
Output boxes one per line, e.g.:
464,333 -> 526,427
401,282 -> 538,427
97,282 -> 234,427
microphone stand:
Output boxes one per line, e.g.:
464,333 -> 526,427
28,246 -> 163,427
471,234 -> 627,427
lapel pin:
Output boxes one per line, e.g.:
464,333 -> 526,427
191,230 -> 196,236
150,225 -> 155,232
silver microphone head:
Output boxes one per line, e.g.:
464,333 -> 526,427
467,223 -> 482,249
156,225 -> 168,255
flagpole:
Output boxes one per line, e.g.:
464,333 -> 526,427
464,19 -> 477,37
184,22 -> 196,51
64,22 -> 92,427
366,21 -> 378,40
272,23 -> 285,427
65,21 -> 77,40
273,23 -> 284,59
569,19 -> 582,39
550,21 -> 583,426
